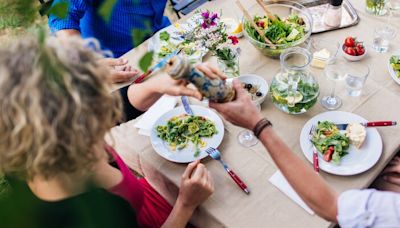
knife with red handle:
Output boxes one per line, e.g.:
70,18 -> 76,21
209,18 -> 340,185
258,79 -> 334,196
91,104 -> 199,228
335,121 -> 397,130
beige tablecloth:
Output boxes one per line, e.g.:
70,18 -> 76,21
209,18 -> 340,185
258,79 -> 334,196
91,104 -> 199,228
106,1 -> 400,227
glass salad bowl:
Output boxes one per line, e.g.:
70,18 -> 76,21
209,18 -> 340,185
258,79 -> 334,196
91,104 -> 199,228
242,0 -> 313,59
270,47 -> 319,114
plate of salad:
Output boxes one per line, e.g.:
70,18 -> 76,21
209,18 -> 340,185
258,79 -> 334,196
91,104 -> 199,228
388,51 -> 400,85
300,111 -> 382,175
150,105 -> 224,163
148,25 -> 207,63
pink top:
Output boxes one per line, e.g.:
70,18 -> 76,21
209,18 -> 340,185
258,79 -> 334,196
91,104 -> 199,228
105,145 -> 172,228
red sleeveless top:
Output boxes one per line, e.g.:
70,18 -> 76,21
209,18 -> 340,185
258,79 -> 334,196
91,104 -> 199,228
105,145 -> 172,228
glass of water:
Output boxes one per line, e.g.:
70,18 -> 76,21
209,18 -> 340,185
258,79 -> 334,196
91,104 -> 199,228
372,25 -> 397,53
321,58 -> 348,110
237,103 -> 261,147
345,63 -> 370,97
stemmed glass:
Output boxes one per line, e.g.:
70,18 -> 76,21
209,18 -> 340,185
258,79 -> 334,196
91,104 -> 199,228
237,103 -> 261,147
320,58 -> 348,110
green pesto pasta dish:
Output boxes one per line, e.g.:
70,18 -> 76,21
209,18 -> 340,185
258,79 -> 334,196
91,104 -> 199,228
156,114 -> 218,157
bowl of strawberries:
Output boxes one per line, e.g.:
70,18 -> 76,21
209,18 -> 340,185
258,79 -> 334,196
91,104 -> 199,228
341,37 -> 367,62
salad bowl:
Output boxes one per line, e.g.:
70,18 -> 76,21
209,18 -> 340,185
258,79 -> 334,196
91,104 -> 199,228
242,0 -> 313,59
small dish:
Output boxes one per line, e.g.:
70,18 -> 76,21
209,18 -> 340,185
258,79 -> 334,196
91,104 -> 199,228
236,74 -> 269,105
341,44 -> 367,62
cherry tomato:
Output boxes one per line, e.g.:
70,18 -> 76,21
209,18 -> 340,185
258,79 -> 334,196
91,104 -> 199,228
344,37 -> 355,47
356,44 -> 365,55
258,21 -> 265,28
323,149 -> 334,162
345,46 -> 357,56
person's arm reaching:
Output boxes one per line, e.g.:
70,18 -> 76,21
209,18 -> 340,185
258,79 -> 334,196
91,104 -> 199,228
210,80 -> 339,222
128,63 -> 226,111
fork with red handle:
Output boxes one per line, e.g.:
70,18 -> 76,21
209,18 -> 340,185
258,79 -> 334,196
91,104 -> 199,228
205,147 -> 250,194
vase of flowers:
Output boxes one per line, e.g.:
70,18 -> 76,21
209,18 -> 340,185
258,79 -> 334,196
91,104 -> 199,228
194,11 -> 241,77
216,47 -> 240,78
366,0 -> 388,15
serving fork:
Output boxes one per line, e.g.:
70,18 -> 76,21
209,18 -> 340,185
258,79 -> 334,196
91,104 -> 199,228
205,147 -> 250,194
308,125 -> 319,173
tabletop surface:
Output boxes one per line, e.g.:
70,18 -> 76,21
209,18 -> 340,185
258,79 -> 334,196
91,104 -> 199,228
107,1 -> 400,227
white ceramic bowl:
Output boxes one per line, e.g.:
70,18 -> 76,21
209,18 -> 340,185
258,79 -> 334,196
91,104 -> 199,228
341,44 -> 367,62
236,74 -> 269,105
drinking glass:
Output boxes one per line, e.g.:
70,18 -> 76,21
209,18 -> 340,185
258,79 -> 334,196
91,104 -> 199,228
366,0 -> 388,15
237,103 -> 261,147
320,58 -> 348,110
345,63 -> 370,97
372,25 -> 397,53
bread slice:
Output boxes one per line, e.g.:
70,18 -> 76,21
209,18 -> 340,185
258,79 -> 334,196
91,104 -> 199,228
345,123 -> 366,149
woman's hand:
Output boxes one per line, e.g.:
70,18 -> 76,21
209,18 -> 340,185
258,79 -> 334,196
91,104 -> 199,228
209,80 -> 263,130
98,58 -> 139,83
381,156 -> 400,186
176,160 -> 214,211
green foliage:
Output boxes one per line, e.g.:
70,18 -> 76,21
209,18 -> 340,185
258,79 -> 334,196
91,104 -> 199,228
138,51 -> 154,72
0,175 -> 10,199
159,31 -> 170,42
47,1 -> 69,19
0,0 -> 39,29
98,0 -> 117,22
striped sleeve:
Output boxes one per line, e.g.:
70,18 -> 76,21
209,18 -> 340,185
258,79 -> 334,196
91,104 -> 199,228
48,0 -> 90,33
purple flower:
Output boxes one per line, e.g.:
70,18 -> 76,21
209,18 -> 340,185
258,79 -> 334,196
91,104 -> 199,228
201,22 -> 208,29
211,13 -> 219,20
201,11 -> 210,19
210,21 -> 216,26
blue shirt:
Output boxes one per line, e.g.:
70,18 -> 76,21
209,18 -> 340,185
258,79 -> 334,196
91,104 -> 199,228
48,0 -> 170,57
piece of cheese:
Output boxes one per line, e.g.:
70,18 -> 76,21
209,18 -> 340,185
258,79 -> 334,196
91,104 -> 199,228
311,49 -> 331,69
345,123 -> 366,150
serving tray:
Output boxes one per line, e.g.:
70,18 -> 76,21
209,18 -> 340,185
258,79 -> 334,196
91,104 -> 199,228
300,0 -> 360,34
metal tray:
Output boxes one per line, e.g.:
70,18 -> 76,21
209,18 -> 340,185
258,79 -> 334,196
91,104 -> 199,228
300,0 -> 360,34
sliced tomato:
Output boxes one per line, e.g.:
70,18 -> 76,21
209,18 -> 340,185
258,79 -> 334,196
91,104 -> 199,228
323,130 -> 332,136
323,149 -> 334,162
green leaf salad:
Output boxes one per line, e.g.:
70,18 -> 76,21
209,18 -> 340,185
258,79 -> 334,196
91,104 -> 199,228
390,55 -> 400,78
311,121 -> 350,164
156,114 -> 218,157
245,14 -> 306,45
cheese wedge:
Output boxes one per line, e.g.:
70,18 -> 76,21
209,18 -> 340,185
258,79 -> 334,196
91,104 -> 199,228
345,123 -> 366,149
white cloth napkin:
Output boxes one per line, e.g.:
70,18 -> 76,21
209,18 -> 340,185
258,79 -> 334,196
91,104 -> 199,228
269,170 -> 315,215
134,95 -> 177,136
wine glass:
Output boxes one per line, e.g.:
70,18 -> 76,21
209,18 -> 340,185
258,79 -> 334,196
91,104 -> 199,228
320,58 -> 348,110
237,103 -> 261,147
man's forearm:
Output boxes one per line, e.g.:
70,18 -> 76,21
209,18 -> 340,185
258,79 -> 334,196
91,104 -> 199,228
259,127 -> 338,222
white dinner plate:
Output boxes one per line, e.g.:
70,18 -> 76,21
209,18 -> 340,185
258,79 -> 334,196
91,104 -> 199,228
150,105 -> 224,163
388,50 -> 400,85
300,111 -> 382,176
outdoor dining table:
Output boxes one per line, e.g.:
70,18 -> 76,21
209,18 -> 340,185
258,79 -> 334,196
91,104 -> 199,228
106,0 -> 400,227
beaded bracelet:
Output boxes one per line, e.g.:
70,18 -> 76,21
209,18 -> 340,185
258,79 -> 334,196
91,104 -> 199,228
253,118 -> 273,138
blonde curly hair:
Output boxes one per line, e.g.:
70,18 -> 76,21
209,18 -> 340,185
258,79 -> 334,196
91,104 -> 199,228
0,35 -> 122,179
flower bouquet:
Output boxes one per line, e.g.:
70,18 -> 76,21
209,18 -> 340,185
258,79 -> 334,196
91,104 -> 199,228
193,11 -> 241,77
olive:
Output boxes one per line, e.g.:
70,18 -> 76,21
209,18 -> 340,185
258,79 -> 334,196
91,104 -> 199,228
256,92 -> 263,97
245,84 -> 252,89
